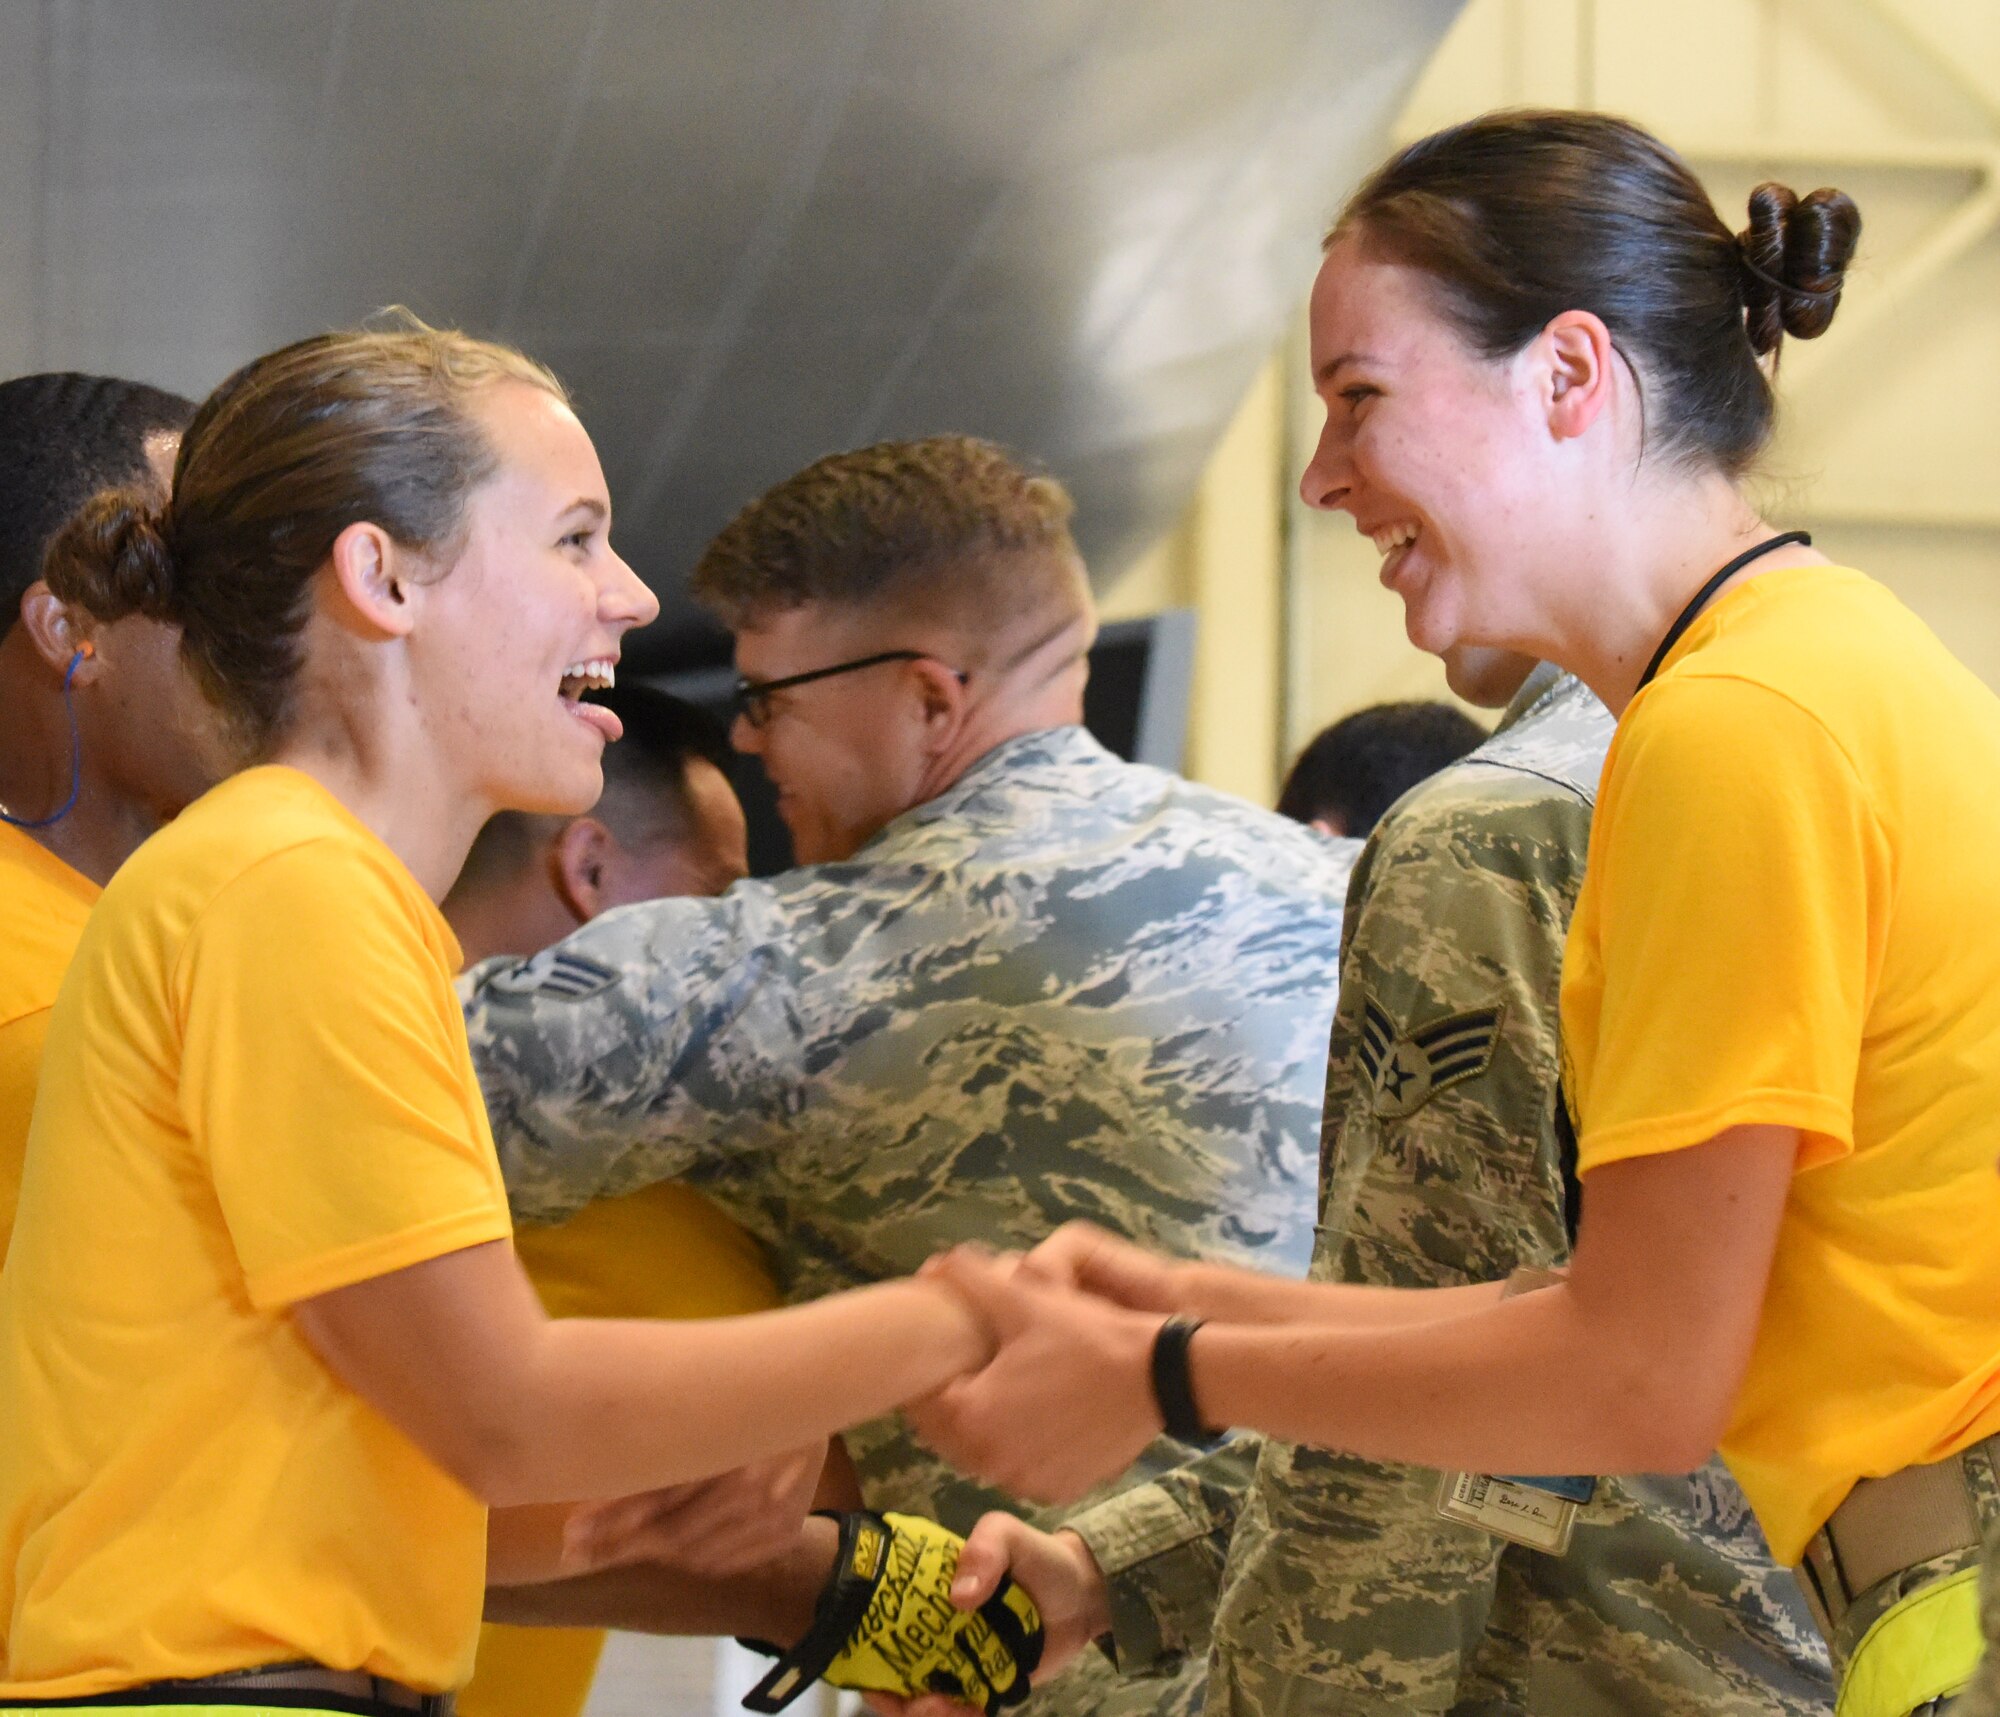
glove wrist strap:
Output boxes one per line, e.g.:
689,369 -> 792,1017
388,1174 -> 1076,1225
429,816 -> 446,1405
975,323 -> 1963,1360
740,1510 -> 889,1713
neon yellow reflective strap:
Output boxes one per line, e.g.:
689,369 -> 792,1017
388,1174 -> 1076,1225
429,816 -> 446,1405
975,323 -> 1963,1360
1836,1568 -> 1984,1717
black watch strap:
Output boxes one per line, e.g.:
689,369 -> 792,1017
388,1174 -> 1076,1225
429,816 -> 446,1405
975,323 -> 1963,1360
739,1510 -> 891,1713
1150,1316 -> 1217,1442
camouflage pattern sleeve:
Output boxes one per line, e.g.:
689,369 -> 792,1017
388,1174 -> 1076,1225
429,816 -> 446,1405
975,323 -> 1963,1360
1044,768 -> 1589,1706
1206,767 -> 1594,1715
1316,766 -> 1586,1289
460,885 -> 803,1225
1960,1518 -> 2000,1717
1060,1436 -> 1264,1678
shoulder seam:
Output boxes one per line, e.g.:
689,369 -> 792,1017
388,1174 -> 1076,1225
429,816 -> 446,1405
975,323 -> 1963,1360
1454,755 -> 1597,809
1634,669 -> 1888,831
169,831 -> 404,1002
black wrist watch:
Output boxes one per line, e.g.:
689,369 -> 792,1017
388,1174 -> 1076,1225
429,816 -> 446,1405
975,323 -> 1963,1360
1150,1315 -> 1219,1443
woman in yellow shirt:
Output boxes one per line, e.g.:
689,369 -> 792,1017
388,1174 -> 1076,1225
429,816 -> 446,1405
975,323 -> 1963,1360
0,324 -> 1001,1714
903,112 -> 2000,1717
0,372 -> 218,1255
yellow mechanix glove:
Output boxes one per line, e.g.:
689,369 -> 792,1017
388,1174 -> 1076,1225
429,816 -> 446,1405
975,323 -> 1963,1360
741,1510 -> 1044,1715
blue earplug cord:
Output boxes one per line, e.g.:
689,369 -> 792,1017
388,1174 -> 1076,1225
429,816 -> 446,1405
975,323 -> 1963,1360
0,648 -> 88,830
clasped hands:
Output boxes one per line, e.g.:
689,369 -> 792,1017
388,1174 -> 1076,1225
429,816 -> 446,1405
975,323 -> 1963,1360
906,1220 -> 1197,1509
494,1226 -> 1190,1717
855,1223 -> 1197,1717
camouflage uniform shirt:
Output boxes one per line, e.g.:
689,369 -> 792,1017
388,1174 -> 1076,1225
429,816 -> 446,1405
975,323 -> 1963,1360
1065,670 -> 1834,1716
462,723 -> 1357,1717
1959,1522 -> 2000,1717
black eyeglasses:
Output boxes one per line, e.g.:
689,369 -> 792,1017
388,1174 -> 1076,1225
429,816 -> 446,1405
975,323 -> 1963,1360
731,649 -> 968,729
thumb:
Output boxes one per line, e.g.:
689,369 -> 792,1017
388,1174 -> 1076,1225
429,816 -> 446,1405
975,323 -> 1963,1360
949,1512 -> 1019,1608
929,1248 -> 1036,1339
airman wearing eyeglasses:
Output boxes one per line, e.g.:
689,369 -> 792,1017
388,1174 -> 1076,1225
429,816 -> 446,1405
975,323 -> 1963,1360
462,436 -> 1360,1717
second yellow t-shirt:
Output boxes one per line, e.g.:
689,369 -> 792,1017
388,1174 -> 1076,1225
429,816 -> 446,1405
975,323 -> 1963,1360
460,1185 -> 782,1717
0,823 -> 98,1267
1563,565 -> 2000,1563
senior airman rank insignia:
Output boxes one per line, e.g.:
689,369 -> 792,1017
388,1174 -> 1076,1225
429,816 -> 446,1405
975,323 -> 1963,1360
485,949 -> 619,1003
1358,995 -> 1504,1119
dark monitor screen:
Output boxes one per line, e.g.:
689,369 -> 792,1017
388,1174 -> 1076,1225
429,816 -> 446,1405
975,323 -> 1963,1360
648,609 -> 1195,877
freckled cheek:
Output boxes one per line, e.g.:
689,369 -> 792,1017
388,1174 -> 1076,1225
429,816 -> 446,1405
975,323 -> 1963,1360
1365,428 -> 1444,514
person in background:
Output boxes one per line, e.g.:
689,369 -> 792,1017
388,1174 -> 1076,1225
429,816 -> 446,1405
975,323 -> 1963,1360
0,371 -> 217,1260
462,434 -> 1359,1717
904,647 -> 1829,1717
1276,699 -> 1486,838
446,684 -> 852,1717
444,684 -> 750,959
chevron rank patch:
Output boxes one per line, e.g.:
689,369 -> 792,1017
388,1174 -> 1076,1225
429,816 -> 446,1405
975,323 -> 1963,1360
1357,994 -> 1505,1119
486,949 -> 619,1003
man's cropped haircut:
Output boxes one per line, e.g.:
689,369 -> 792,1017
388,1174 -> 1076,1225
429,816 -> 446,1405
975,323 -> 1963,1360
691,436 -> 1082,637
1279,700 -> 1488,838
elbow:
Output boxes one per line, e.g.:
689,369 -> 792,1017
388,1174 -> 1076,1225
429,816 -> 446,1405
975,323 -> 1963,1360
1626,1418 -> 1723,1477
1600,1354 -> 1732,1474
422,1413 -> 546,1507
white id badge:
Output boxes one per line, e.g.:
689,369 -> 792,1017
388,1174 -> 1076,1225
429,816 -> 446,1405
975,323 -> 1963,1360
1434,1266 -> 1596,1555
1435,1470 -> 1591,1553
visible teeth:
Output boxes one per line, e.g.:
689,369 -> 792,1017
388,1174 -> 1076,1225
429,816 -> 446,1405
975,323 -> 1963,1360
1369,522 -> 1419,556
560,657 -> 617,693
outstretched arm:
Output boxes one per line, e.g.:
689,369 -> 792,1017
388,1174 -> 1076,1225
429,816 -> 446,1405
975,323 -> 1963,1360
1194,1124 -> 1792,1469
295,1240 -> 990,1506
487,1515 -> 839,1638
914,1126 -> 1795,1503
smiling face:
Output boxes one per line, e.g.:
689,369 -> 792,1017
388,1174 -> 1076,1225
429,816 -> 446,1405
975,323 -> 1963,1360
729,603 -> 946,864
408,382 -> 658,820
1299,234 -> 1569,660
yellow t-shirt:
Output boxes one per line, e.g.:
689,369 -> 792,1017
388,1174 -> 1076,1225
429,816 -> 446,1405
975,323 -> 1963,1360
0,766 -> 513,1697
461,1185 -> 781,1717
0,825 -> 99,1266
1563,565 -> 2000,1564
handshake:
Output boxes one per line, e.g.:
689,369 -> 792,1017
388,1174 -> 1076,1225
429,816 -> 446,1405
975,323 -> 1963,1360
534,1223 -> 1202,1715
755,1506 -> 1113,1717
764,1222 -> 1204,1714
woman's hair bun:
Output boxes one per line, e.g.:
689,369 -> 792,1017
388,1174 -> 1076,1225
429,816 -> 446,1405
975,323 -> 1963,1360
40,486 -> 178,624
1739,181 -> 1862,356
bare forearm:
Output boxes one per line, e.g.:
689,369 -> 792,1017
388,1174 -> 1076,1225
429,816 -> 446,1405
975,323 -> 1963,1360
1169,1261 -> 1505,1328
486,1503 -> 575,1586
487,1515 -> 837,1640
1193,1284 -> 1709,1475
1188,1132 -> 1797,1475
298,1246 -> 994,1511
496,1281 -> 987,1502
